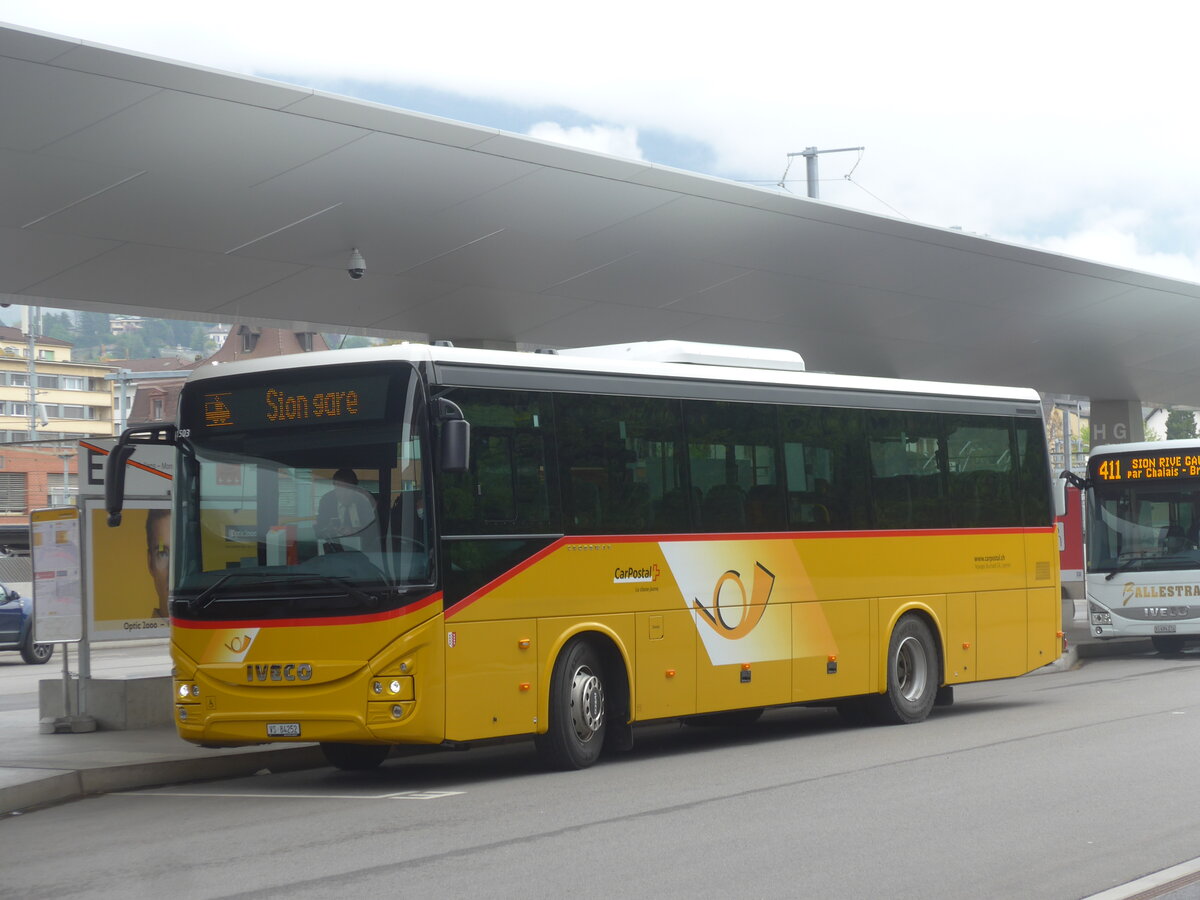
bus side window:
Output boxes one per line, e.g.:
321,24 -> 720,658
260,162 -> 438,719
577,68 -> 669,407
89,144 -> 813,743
682,399 -> 783,534
555,394 -> 687,536
867,411 -> 949,529
945,416 -> 1018,527
780,406 -> 867,531
1015,419 -> 1053,525
438,389 -> 558,536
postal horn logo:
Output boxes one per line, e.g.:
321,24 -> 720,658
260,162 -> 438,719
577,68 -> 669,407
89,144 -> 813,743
693,562 -> 775,640
224,633 -> 254,654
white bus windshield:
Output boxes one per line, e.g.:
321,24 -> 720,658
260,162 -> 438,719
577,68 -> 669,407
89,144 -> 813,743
1086,480 -> 1200,575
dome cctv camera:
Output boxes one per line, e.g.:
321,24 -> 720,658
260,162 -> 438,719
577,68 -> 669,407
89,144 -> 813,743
348,248 -> 366,280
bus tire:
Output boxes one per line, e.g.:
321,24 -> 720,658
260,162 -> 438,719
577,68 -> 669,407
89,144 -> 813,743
1152,635 -> 1186,655
320,742 -> 390,771
535,638 -> 607,770
868,614 -> 939,725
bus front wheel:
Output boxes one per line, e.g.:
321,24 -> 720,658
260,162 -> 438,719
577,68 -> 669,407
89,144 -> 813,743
1152,635 -> 1186,655
869,615 -> 939,725
320,742 -> 390,771
535,638 -> 608,770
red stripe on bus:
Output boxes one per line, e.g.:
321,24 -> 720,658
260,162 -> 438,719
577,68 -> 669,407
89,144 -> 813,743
442,526 -> 1055,619
80,440 -> 173,480
442,541 -> 567,619
171,591 -> 442,629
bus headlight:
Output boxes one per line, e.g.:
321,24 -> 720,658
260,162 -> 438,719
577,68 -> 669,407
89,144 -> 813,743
1089,601 -> 1112,625
368,675 -> 413,701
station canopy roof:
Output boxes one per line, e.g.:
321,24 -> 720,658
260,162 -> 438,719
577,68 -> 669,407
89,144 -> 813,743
4,23 -> 1200,406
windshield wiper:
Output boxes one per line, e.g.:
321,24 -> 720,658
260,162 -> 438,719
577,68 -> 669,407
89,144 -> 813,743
190,573 -> 244,611
1105,555 -> 1195,581
189,572 -> 381,611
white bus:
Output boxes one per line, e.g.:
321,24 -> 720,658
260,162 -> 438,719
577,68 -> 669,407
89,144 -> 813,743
1073,439 -> 1200,652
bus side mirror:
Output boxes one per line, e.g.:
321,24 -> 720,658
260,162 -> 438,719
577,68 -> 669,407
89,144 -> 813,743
104,443 -> 137,526
434,397 -> 470,474
1053,475 -> 1067,519
105,424 -> 178,527
441,418 -> 470,473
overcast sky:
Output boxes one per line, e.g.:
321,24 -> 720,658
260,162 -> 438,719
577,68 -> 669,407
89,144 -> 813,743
4,1 -> 1199,283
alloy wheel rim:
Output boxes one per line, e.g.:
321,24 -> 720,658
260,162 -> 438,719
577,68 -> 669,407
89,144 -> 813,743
569,664 -> 604,742
896,635 -> 928,703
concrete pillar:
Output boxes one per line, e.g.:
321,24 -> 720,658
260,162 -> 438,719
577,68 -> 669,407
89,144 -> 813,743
1090,399 -> 1144,448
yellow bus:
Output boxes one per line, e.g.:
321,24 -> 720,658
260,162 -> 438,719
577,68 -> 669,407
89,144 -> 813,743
105,340 -> 1062,771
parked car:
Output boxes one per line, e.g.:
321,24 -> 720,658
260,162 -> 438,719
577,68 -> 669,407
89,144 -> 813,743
0,582 -> 53,664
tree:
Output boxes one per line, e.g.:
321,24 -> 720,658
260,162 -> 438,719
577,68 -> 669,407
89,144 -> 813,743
141,319 -> 174,355
40,311 -> 76,341
77,311 -> 110,340
1165,409 -> 1197,441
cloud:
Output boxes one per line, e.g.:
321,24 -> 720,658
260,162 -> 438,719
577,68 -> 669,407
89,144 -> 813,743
3,0 -> 1200,286
1006,212 -> 1200,283
526,123 -> 645,160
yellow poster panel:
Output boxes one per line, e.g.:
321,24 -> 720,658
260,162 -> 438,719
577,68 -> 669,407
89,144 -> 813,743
89,504 -> 172,641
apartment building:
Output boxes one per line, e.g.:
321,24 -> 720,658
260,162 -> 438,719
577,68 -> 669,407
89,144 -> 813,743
0,327 -> 117,443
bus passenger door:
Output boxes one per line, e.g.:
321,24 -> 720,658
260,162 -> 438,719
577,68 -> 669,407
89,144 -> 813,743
443,621 -> 538,741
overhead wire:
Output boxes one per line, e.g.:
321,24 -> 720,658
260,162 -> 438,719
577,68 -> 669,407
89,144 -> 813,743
747,147 -> 912,219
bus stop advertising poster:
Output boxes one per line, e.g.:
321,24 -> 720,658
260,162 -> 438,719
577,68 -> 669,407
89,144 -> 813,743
30,506 -> 83,644
87,501 -> 172,641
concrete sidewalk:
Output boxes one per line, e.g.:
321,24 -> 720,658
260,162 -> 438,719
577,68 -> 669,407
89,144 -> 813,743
0,707 -> 326,815
0,610 -> 1153,817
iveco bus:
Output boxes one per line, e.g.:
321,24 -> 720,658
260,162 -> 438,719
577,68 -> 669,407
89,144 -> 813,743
105,340 -> 1063,770
1070,439 -> 1200,652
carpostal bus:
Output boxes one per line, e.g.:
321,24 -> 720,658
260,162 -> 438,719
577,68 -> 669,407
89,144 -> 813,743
104,340 -> 1063,771
1071,439 -> 1200,652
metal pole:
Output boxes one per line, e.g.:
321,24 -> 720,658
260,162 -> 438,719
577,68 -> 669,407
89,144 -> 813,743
785,146 -> 865,201
61,640 -> 71,717
803,147 -> 819,199
26,307 -> 37,440
119,374 -> 128,432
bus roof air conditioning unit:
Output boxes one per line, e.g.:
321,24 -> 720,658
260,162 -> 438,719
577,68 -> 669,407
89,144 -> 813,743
563,340 -> 805,371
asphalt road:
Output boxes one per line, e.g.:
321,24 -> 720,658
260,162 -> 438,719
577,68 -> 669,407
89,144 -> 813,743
3,647 -> 1200,899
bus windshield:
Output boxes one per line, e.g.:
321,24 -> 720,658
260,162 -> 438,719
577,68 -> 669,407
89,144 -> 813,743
1086,479 -> 1200,575
173,364 -> 431,617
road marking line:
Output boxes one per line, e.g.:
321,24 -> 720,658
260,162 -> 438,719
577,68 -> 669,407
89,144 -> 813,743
122,790 -> 464,800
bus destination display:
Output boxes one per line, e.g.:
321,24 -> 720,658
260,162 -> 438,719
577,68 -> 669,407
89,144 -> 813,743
188,373 -> 389,432
1091,451 -> 1200,483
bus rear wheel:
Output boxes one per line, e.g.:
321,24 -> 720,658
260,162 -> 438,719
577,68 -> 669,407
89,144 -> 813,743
320,742 -> 390,771
869,615 -> 939,725
535,638 -> 608,770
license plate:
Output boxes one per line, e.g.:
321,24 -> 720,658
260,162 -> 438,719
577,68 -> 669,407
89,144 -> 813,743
267,723 -> 301,737
1154,624 -> 1177,634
